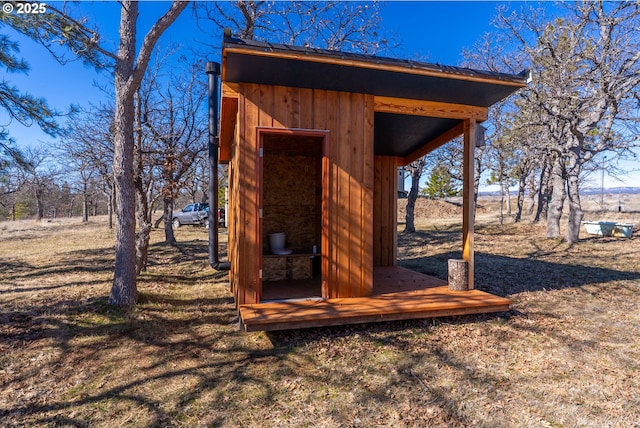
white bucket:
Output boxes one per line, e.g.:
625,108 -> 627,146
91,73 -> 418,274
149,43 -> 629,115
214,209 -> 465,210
269,232 -> 286,253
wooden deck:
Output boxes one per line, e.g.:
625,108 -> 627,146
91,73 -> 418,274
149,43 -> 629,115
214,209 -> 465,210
239,267 -> 511,331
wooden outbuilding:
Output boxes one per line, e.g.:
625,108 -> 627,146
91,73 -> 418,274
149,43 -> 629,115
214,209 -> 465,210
217,36 -> 528,331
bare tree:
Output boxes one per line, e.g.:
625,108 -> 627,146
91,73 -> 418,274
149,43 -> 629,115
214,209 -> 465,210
60,104 -> 116,227
0,161 -> 26,220
16,148 -> 59,221
199,1 -> 395,54
403,158 -> 426,233
133,91 -> 155,274
492,2 -> 640,243
5,1 -> 189,305
58,119 -> 108,223
139,60 -> 208,245
109,1 -> 189,305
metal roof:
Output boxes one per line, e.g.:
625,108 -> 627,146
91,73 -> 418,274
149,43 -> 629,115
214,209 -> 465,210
222,36 -> 528,159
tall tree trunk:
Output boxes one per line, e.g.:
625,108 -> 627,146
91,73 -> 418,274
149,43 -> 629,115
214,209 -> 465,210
135,222 -> 151,274
404,159 -> 425,233
110,2 -> 139,307
546,155 -> 566,238
82,182 -> 89,222
108,184 -> 114,229
35,189 -> 44,221
108,0 -> 187,306
498,175 -> 504,225
473,145 -> 484,205
134,91 -> 151,274
164,197 -> 176,245
526,173 -> 536,217
565,154 -> 583,244
505,179 -> 512,217
534,158 -> 550,223
514,174 -> 526,223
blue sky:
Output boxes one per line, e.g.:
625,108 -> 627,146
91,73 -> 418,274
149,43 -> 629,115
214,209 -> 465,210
2,1 -> 638,188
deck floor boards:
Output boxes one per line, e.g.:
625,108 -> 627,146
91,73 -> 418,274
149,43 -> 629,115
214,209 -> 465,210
240,266 -> 510,331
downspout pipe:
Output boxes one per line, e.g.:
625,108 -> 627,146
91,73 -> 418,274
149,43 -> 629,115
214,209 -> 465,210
206,61 -> 230,271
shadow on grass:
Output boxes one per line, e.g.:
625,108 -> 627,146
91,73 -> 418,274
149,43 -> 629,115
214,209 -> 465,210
2,265 -> 493,427
399,250 -> 640,297
2,247 -> 114,284
0,288 -> 251,426
3,236 -> 229,288
397,225 -> 462,248
147,240 -> 210,264
0,223 -> 286,427
2,224 -> 638,426
261,311 -> 519,427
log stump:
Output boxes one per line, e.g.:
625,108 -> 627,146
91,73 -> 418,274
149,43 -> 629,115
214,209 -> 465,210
448,259 -> 469,291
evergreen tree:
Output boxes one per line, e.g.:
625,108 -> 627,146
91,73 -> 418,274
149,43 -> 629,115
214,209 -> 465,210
0,34 -> 60,172
424,164 -> 460,198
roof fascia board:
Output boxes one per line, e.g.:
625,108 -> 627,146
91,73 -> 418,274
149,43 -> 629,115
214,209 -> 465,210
374,96 -> 488,121
219,95 -> 238,163
221,47 -> 229,82
223,46 -> 527,88
223,82 -> 239,99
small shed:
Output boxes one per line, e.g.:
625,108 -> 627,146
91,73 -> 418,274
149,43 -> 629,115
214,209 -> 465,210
217,36 -> 528,331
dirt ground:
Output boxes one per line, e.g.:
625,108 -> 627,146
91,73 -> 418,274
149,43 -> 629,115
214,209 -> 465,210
1,197 -> 639,427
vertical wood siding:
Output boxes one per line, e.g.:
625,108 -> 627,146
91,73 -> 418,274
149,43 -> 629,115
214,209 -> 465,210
373,156 -> 398,267
231,83 -> 374,303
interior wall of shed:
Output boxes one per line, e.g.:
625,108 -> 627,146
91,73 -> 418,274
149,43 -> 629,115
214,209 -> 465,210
262,134 -> 322,255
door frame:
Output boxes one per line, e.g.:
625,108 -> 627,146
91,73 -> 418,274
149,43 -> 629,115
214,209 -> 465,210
256,127 -> 330,302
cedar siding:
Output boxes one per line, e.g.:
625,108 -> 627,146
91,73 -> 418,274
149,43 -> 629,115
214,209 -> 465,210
373,156 -> 398,267
230,84 -> 375,303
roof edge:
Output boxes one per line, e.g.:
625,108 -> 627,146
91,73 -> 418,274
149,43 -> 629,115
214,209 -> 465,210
223,36 -> 529,88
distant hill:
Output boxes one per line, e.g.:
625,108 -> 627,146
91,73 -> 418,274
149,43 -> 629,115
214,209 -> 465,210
581,187 -> 640,195
479,187 -> 640,197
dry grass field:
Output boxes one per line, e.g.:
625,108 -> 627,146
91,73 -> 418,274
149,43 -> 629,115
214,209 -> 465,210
1,196 -> 639,427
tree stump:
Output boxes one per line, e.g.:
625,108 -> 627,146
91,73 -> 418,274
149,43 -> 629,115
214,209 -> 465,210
448,259 -> 469,291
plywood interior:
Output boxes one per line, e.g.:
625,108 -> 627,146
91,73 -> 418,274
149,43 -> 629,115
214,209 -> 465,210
262,133 -> 323,254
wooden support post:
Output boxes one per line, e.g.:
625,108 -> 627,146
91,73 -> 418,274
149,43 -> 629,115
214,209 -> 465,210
463,119 -> 476,289
448,259 -> 469,291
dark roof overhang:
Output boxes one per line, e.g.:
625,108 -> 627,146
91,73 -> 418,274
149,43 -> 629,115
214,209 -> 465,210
221,36 -> 529,162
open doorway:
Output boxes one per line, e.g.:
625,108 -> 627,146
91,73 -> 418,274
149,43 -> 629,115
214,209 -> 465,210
259,130 -> 327,302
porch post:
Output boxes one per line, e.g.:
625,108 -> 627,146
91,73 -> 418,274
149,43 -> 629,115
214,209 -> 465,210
462,119 -> 476,289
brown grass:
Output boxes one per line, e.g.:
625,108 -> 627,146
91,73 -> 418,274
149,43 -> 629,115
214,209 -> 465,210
1,202 -> 639,427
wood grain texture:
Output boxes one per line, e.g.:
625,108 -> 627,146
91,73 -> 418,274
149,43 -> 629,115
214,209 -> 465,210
402,122 -> 465,166
373,156 -> 398,267
463,119 -> 476,290
239,267 -> 510,331
232,83 -> 376,304
374,96 -> 488,121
